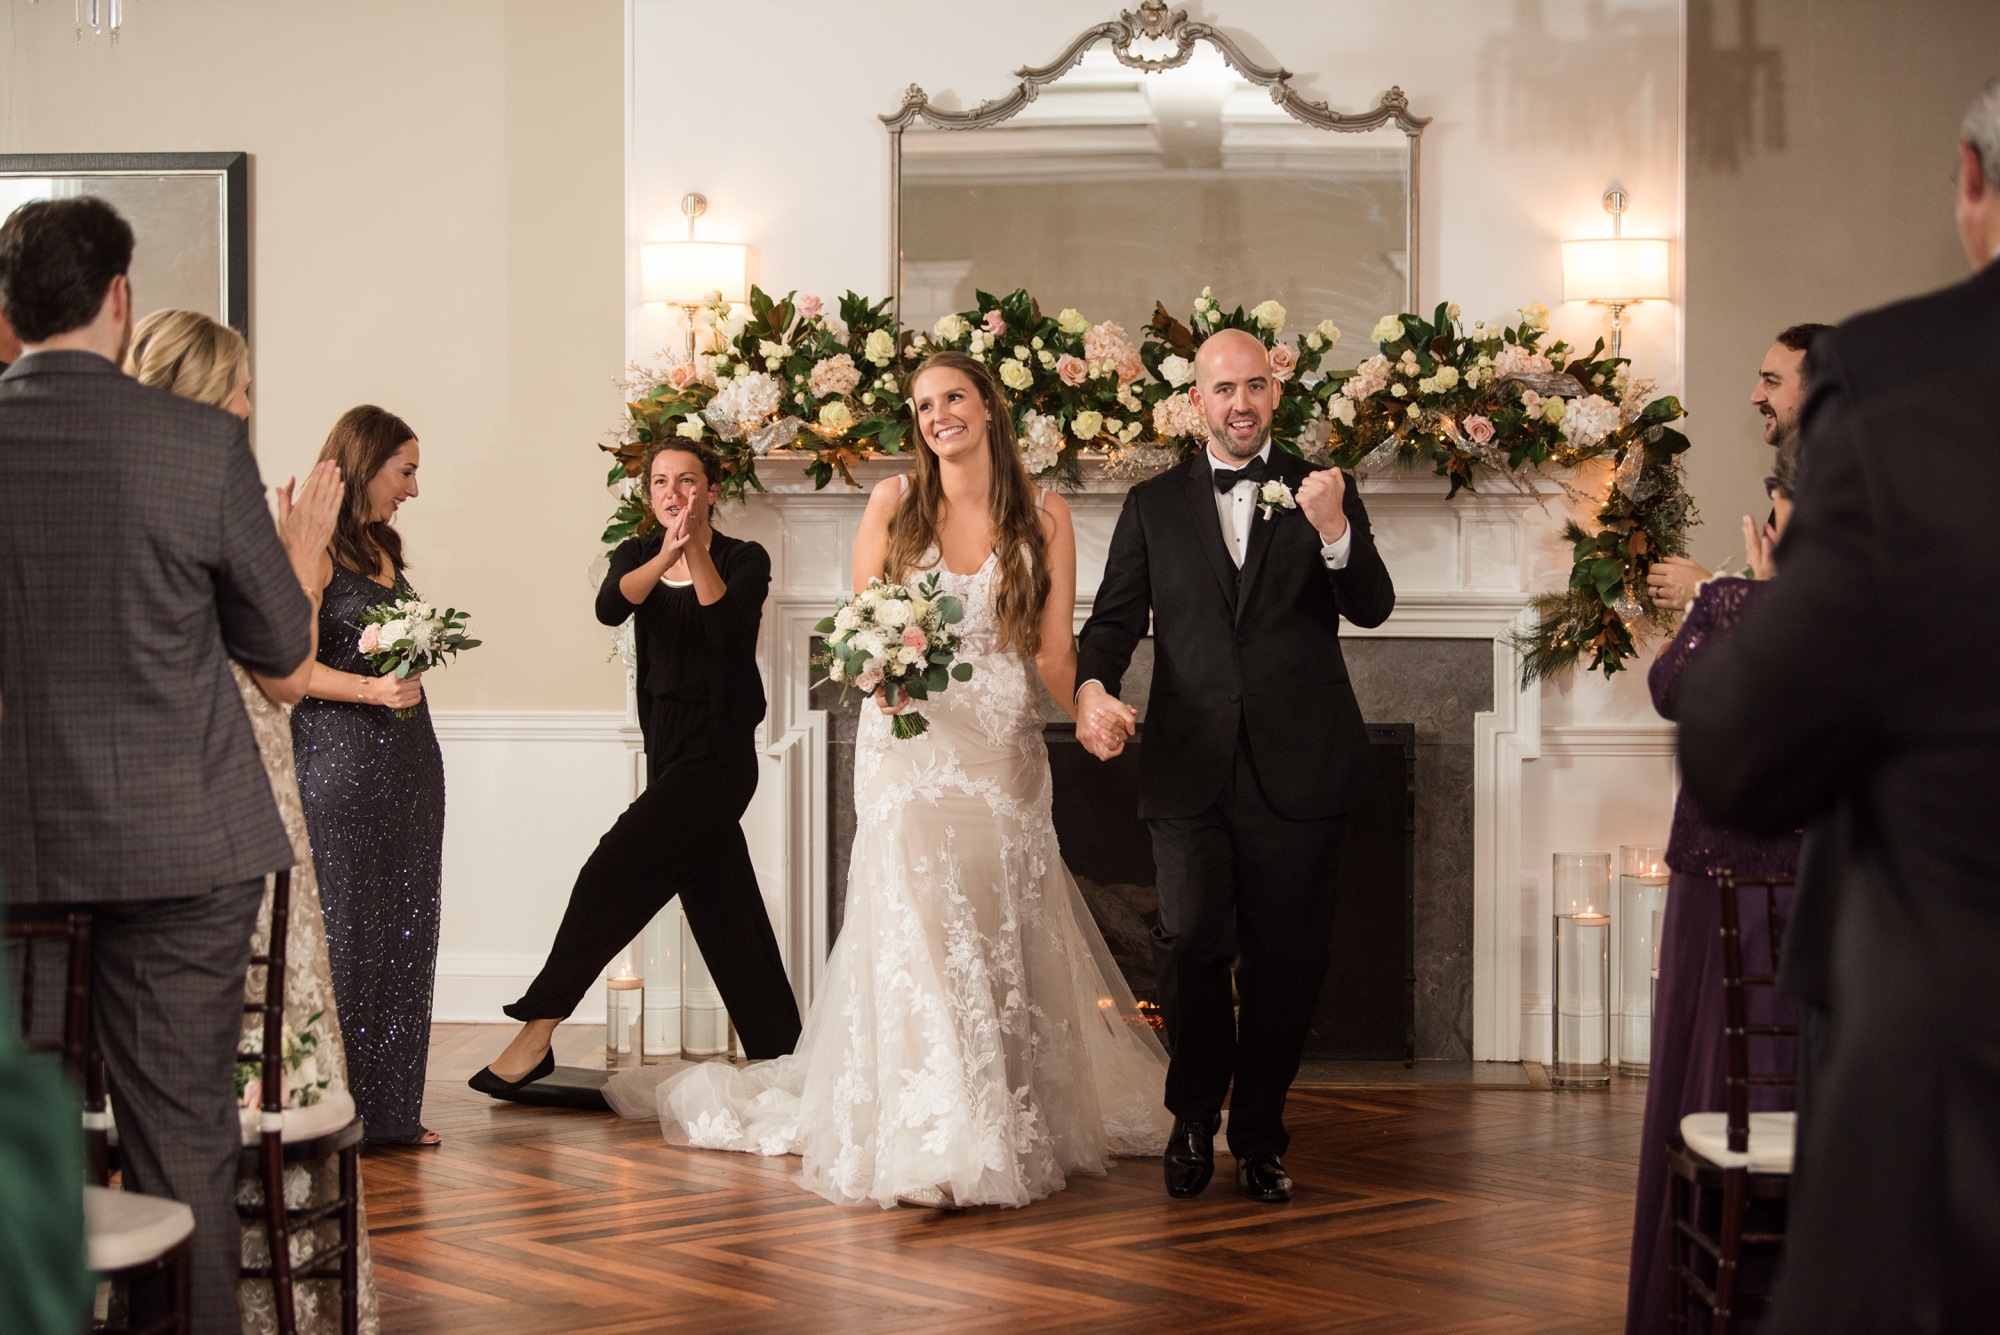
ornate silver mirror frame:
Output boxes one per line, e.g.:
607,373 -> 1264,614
882,0 -> 1430,325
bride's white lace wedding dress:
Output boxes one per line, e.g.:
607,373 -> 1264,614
606,526 -> 1171,1208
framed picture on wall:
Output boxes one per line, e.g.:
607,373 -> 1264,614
0,151 -> 248,337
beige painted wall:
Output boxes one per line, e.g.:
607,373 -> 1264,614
1,0 -> 628,711
1683,0 -> 2000,570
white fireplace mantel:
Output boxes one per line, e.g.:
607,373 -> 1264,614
724,451 -> 1600,1061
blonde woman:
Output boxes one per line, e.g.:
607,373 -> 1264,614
614,351 -> 1171,1210
126,310 -> 379,1335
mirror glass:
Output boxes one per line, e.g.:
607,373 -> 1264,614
898,45 -> 1413,338
0,172 -> 231,327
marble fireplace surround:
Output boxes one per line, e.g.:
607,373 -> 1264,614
725,454 -> 1568,1063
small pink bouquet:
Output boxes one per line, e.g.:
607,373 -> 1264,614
812,572 -> 971,740
354,597 -> 480,718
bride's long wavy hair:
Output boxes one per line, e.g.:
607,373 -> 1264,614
886,351 -> 1050,657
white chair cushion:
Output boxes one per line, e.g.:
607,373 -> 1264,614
83,1185 -> 195,1273
1680,1110 -> 1796,1174
239,1089 -> 358,1146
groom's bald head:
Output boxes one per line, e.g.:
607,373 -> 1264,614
1190,328 -> 1279,461
1192,327 -> 1270,388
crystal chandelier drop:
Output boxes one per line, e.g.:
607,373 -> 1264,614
52,0 -> 125,42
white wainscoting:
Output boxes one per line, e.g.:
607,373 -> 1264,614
429,709 -> 639,1023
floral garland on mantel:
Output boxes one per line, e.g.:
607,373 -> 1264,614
601,287 -> 1694,684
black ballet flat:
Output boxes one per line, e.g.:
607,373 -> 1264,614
467,1048 -> 555,1098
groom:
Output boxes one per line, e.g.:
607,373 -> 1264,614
1076,328 -> 1394,1202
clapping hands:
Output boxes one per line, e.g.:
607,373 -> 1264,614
1743,514 -> 1779,580
1075,680 -> 1137,760
275,461 -> 344,589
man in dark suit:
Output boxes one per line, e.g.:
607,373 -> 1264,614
1764,73 -> 2000,1118
1075,328 -> 1395,1203
0,197 -> 313,1331
1676,369 -> 2000,1333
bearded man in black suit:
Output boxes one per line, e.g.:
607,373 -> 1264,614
1075,328 -> 1395,1203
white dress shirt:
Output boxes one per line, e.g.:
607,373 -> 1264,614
1207,441 -> 1352,570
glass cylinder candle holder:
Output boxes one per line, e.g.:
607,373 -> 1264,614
1551,853 -> 1612,1087
1616,845 -> 1670,1071
605,972 -> 643,1067
1552,909 -> 1612,1087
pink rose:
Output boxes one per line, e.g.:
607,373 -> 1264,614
1464,414 -> 1494,446
855,668 -> 884,693
1056,354 -> 1088,387
667,363 -> 696,391
358,624 -> 381,654
981,308 -> 1007,336
796,293 -> 823,320
902,626 -> 927,651
1269,341 -> 1299,382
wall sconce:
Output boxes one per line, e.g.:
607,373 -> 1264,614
1561,187 -> 1670,359
640,192 -> 756,358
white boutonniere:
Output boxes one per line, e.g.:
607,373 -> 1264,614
1256,478 -> 1297,521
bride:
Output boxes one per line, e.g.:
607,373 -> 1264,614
607,350 -> 1171,1208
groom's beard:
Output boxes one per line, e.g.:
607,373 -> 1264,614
1210,419 -> 1272,461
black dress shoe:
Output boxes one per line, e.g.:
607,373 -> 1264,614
1163,1113 -> 1222,1198
467,1048 -> 555,1098
1236,1153 -> 1293,1202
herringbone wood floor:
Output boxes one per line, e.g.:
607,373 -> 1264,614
360,1026 -> 1644,1333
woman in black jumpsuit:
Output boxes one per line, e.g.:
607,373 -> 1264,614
471,441 -> 802,1093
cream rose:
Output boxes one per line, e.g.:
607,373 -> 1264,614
1371,314 -> 1405,346
1251,299 -> 1286,333
1071,410 -> 1104,440
818,400 -> 855,433
933,313 -> 969,343
863,329 -> 897,367
1056,308 -> 1090,336
998,359 -> 1033,392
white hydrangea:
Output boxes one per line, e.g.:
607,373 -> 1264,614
1559,393 -> 1623,448
710,371 -> 782,428
1020,409 -> 1063,473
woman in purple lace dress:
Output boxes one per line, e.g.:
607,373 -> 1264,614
1626,447 -> 1803,1335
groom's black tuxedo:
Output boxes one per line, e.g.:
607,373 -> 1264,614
1076,448 -> 1395,819
1077,446 -> 1394,1162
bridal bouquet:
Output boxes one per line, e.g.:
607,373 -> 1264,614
812,573 -> 972,740
355,597 -> 481,718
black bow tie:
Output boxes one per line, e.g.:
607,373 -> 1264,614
1212,455 -> 1270,493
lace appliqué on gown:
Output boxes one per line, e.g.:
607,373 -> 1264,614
608,551 -> 1171,1208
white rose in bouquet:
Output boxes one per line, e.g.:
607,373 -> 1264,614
874,598 -> 912,629
833,606 -> 862,632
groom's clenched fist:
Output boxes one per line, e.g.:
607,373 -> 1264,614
1075,680 -> 1137,760
1297,468 -> 1349,546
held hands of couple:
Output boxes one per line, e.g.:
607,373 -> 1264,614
1075,681 -> 1137,761
1296,468 -> 1348,545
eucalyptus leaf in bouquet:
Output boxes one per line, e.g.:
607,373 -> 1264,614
354,597 -> 481,718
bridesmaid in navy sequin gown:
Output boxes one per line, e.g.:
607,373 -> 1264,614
292,407 -> 445,1147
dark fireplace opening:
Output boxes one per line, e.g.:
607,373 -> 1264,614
1047,722 -> 1416,1062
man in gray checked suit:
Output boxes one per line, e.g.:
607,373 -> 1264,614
0,197 -> 313,1332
